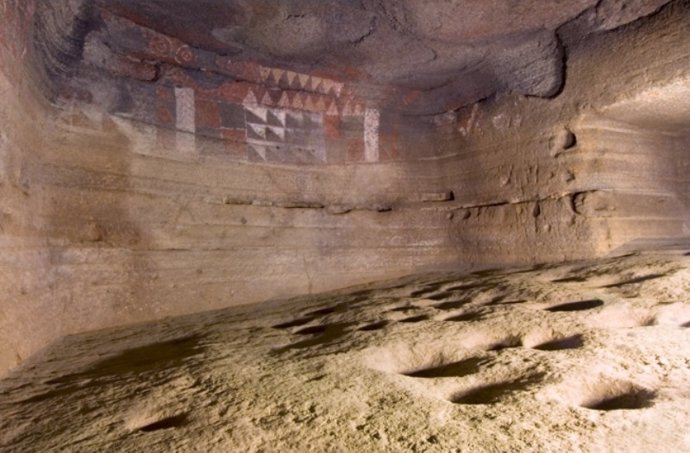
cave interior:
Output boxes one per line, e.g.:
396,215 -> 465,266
0,1 -> 689,451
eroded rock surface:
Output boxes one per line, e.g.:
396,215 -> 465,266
0,0 -> 688,376
2,250 -> 690,452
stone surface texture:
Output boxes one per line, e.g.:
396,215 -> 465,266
1,250 -> 690,452
0,0 -> 688,378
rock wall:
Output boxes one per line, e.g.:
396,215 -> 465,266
0,0 -> 688,374
432,0 -> 690,261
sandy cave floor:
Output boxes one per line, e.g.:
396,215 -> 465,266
2,250 -> 690,452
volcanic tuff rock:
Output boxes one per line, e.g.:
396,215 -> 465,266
0,0 -> 687,377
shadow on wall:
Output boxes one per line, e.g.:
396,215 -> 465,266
0,0 -> 158,372
43,111 -> 153,338
0,97 -> 154,373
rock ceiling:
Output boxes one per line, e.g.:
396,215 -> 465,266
36,0 -> 671,115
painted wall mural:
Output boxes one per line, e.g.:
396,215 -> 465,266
1,1 -> 429,166
243,91 -> 327,163
85,9 -> 395,165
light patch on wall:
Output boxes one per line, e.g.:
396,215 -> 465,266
0,128 -> 6,179
458,103 -> 479,137
364,108 -> 380,163
175,87 -> 196,134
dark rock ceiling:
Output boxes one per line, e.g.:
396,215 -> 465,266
36,0 -> 672,115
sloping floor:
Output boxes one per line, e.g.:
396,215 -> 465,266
2,250 -> 690,452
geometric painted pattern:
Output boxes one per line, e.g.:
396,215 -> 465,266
244,103 -> 326,164
259,90 -> 364,118
363,108 -> 380,163
259,66 -> 344,98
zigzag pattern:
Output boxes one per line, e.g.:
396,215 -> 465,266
243,89 -> 363,116
259,66 -> 344,97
